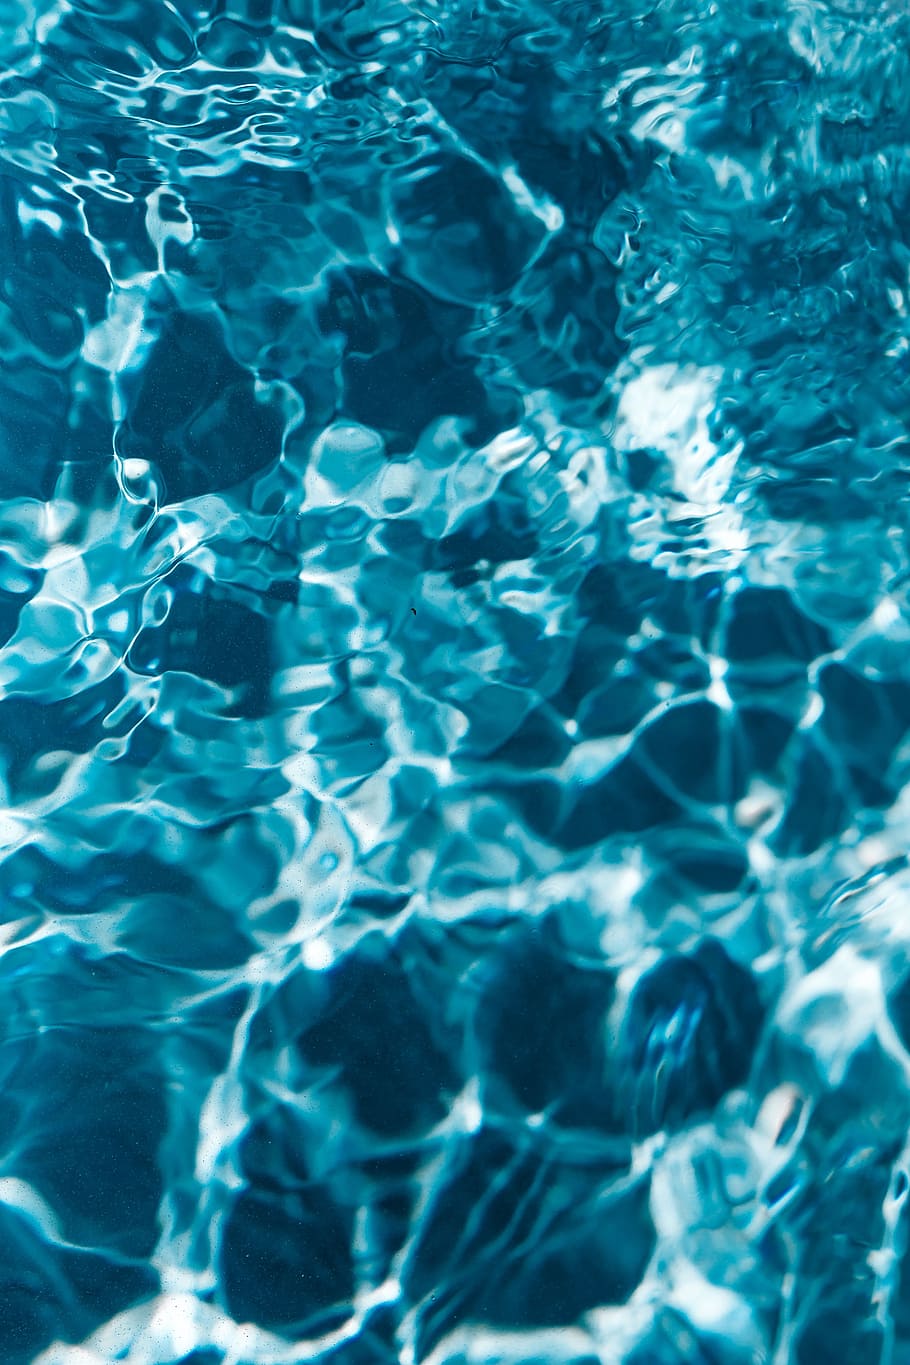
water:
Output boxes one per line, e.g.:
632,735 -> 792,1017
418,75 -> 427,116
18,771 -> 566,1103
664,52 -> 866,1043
2,0 -> 910,1361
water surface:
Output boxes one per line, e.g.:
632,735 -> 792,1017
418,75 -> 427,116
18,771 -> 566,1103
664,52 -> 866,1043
2,1 -> 910,1362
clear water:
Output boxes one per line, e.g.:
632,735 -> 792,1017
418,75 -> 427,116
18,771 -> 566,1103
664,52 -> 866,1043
2,0 -> 910,1361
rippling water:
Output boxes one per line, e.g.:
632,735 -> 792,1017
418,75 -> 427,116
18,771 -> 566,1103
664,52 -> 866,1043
3,0 -> 910,1361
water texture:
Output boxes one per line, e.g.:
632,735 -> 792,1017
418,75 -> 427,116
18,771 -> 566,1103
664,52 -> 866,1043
2,0 -> 910,1361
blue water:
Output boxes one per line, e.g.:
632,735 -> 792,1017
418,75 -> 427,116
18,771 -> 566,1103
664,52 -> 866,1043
2,0 -> 910,1361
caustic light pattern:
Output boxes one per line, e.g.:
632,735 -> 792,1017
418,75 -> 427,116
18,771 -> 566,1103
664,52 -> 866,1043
2,0 -> 910,1362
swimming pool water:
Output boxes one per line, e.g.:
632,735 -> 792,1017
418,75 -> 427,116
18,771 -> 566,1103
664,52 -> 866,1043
2,1 -> 910,1362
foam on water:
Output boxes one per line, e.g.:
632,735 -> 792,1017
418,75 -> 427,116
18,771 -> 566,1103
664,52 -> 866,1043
3,0 -> 910,1362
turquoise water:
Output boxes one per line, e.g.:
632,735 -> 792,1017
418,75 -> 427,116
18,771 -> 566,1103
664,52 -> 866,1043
2,0 -> 910,1361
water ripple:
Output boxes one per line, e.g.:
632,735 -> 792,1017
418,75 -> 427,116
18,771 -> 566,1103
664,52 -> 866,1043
1,1 -> 909,1363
